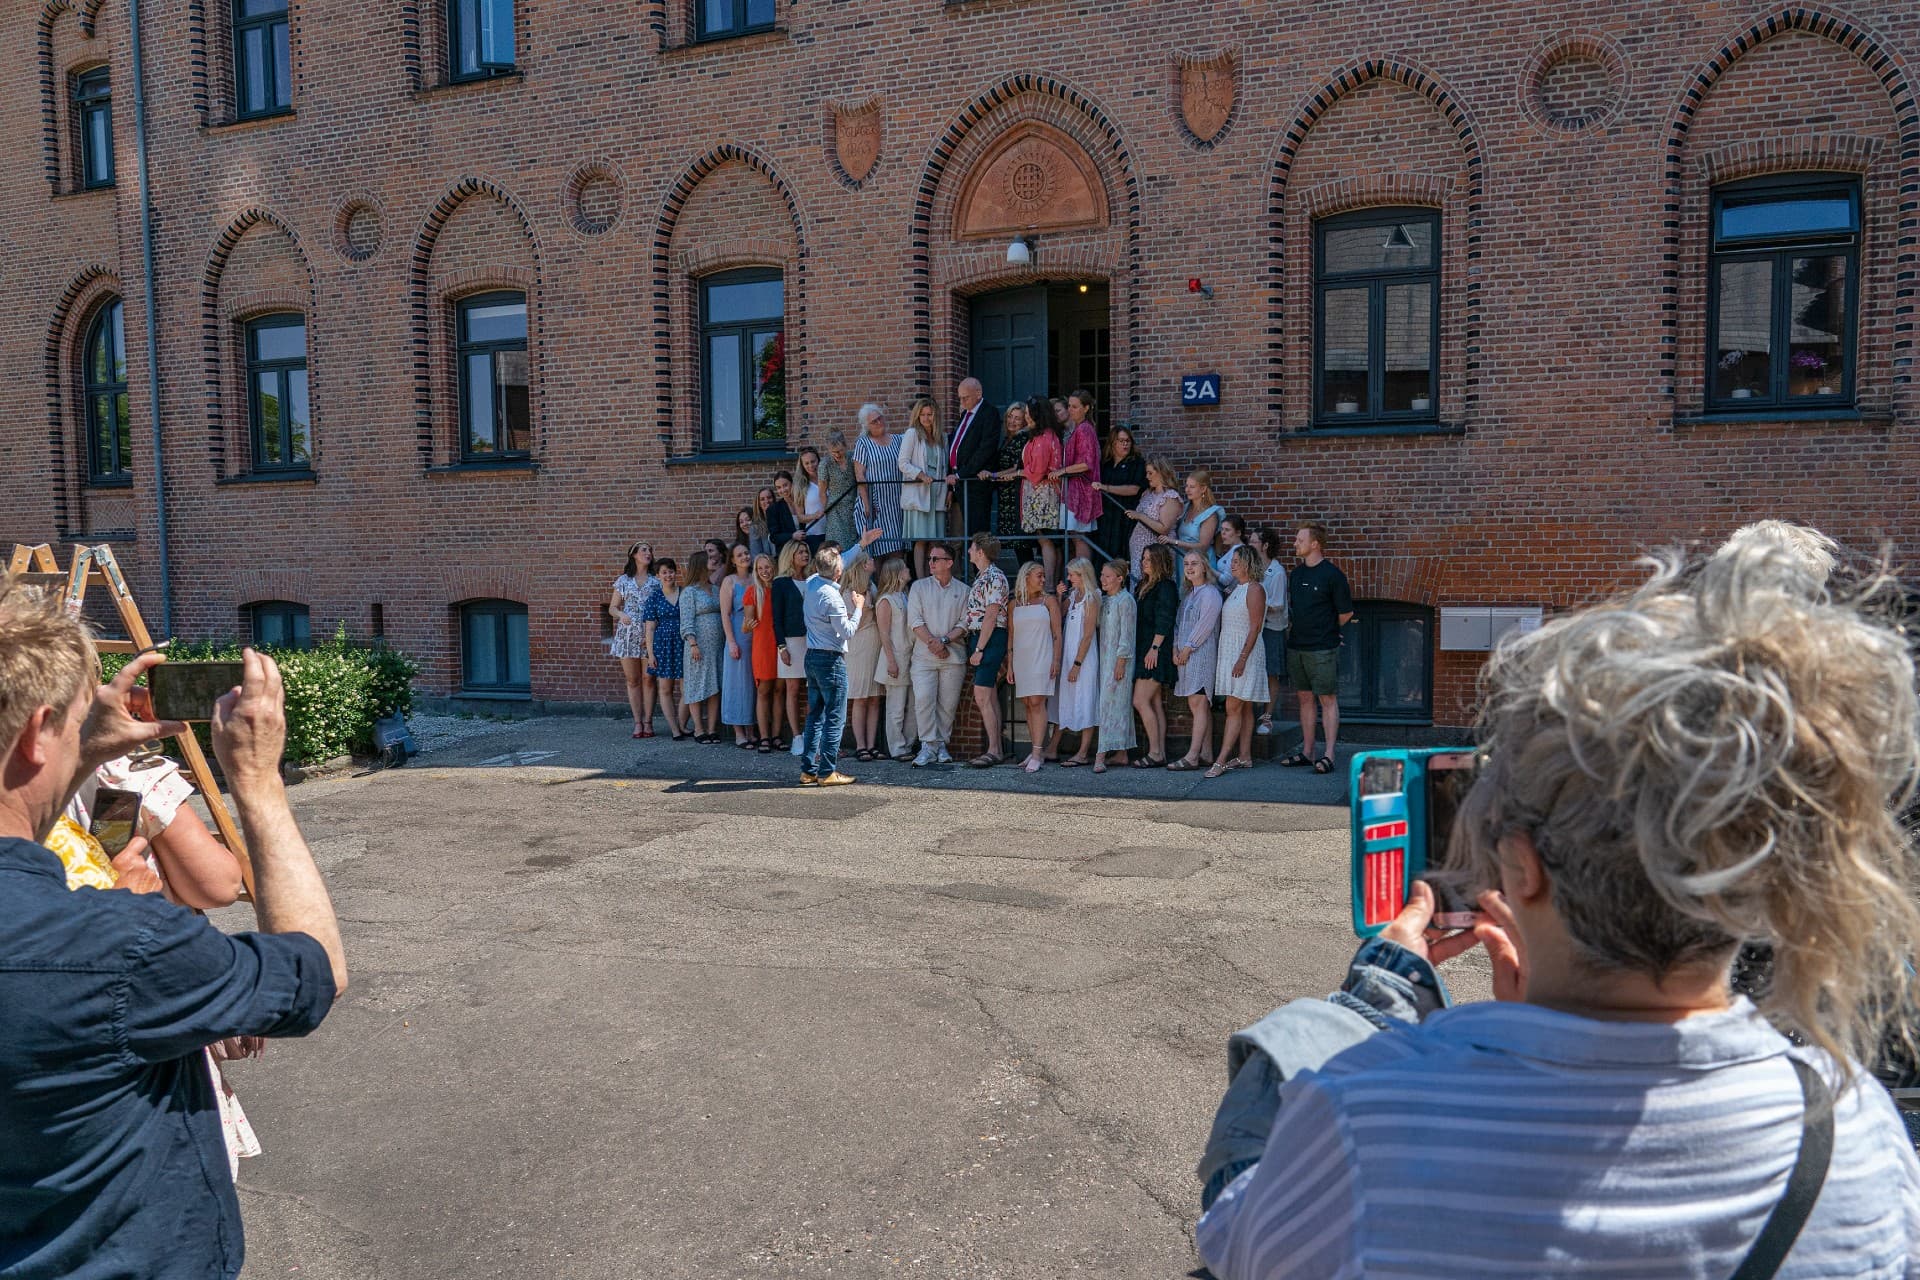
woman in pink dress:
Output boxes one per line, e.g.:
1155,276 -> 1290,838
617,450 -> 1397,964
1052,388 -> 1103,567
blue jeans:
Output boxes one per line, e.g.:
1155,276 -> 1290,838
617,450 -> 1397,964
803,649 -> 848,776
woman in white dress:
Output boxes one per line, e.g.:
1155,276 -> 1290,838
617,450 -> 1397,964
1008,561 -> 1061,773
1093,559 -> 1136,774
897,398 -> 948,578
797,447 -> 828,548
1048,557 -> 1102,766
1210,544 -> 1269,779
873,557 -> 917,761
1169,551 -> 1223,771
844,555 -> 884,761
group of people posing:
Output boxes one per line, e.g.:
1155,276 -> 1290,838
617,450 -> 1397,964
606,389 -> 1358,777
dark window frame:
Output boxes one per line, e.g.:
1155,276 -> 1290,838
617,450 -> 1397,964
249,600 -> 312,649
72,66 -> 114,189
1706,174 -> 1860,413
232,0 -> 292,120
694,0 -> 777,42
455,290 -> 530,461
1312,206 -> 1442,428
1336,601 -> 1434,724
460,598 -> 530,693
446,0 -> 516,83
82,299 -> 130,486
698,268 -> 785,450
245,312 -> 310,472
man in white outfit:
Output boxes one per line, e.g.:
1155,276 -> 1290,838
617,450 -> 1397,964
905,543 -> 970,766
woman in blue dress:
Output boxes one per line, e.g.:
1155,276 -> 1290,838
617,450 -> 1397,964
718,544 -> 758,747
1170,469 -> 1226,571
678,549 -> 725,743
853,403 -> 905,558
641,558 -> 686,740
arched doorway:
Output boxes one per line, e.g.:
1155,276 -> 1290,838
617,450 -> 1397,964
968,279 -> 1110,414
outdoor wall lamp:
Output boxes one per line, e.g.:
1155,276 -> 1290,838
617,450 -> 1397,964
1007,236 -> 1036,266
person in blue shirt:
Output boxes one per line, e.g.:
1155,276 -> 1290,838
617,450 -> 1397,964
0,577 -> 346,1280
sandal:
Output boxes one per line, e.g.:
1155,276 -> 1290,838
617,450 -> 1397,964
1166,758 -> 1201,772
1204,761 -> 1230,779
1131,755 -> 1167,769
968,753 -> 1004,768
757,739 -> 773,754
1278,752 -> 1313,768
1313,756 -> 1335,774
735,738 -> 756,750
1092,760 -> 1108,775
631,728 -> 646,739
1059,757 -> 1086,768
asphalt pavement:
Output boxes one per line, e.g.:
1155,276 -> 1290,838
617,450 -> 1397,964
219,715 -> 1489,1278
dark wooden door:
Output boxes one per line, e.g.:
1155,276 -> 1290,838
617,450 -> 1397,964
969,287 -> 1048,413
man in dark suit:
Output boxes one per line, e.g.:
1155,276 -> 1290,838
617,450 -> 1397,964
946,377 -> 1000,536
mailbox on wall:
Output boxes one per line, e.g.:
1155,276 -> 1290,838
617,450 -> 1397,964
1439,606 -> 1544,651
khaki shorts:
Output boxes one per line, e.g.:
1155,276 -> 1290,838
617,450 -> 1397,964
1287,646 -> 1340,696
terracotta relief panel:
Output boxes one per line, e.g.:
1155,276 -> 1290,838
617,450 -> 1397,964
1177,51 -> 1238,147
953,122 -> 1108,239
829,98 -> 883,187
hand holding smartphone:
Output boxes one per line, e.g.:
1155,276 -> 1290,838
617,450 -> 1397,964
88,787 -> 143,856
148,660 -> 246,723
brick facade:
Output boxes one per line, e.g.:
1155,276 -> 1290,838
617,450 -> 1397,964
5,1 -> 1918,729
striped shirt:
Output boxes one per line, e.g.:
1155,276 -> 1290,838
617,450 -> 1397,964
1197,999 -> 1920,1279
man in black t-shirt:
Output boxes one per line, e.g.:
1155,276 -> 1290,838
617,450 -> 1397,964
1280,523 -> 1353,774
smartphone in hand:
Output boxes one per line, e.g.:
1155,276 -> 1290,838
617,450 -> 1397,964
89,786 -> 143,856
1350,748 -> 1480,937
148,660 -> 245,723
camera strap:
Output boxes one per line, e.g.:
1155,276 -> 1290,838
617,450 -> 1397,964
1727,1058 -> 1834,1280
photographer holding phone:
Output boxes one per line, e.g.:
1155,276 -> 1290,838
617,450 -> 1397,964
0,576 -> 346,1280
1196,543 -> 1920,1279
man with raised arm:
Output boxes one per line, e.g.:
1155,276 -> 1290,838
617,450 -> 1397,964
0,577 -> 345,1280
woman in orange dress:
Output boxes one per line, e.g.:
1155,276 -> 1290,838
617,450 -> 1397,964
748,553 -> 781,752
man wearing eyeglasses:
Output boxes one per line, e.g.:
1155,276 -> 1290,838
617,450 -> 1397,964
906,543 -> 971,766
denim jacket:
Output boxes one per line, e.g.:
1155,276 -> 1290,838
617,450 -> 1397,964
1196,937 -> 1452,1209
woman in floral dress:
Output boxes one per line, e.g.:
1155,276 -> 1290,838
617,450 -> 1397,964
989,402 -> 1035,539
1127,459 -> 1184,582
641,558 -> 686,740
608,541 -> 658,737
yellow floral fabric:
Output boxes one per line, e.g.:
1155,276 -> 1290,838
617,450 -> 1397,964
46,815 -> 117,891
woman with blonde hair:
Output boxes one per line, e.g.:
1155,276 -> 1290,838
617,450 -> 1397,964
989,401 -> 1034,539
842,555 -> 884,762
1198,542 -> 1920,1275
1167,550 -> 1222,772
796,447 -> 828,551
1170,469 -> 1225,570
678,549 -> 724,743
1208,544 -> 1267,779
1008,560 -> 1062,773
1093,558 -> 1136,774
873,557 -> 917,761
1049,557 -> 1102,767
898,398 -> 948,578
772,540 -> 812,754
719,543 -> 759,748
1127,459 -> 1183,581
819,432 -> 859,551
748,552 -> 782,752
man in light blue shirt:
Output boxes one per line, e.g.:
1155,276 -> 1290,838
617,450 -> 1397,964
799,541 -> 866,785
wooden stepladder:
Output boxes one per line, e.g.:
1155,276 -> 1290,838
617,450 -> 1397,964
8,542 -> 254,897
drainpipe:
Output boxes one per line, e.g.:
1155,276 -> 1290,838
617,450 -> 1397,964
126,0 -> 173,634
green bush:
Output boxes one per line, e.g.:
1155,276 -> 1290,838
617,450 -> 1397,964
100,629 -> 418,766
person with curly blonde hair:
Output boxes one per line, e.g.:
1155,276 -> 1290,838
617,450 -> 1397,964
1198,541 -> 1920,1277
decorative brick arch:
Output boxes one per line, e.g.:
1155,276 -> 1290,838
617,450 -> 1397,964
909,74 -> 1142,415
1300,173 -> 1456,220
1659,8 -> 1920,394
648,144 -> 809,450
1268,56 -> 1486,422
232,568 -> 314,606
443,568 -> 536,605
408,177 -> 547,465
201,208 -> 318,477
36,0 -> 108,193
1695,133 -> 1885,186
44,263 -> 122,536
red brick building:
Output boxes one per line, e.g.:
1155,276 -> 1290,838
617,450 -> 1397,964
5,1 -> 1917,730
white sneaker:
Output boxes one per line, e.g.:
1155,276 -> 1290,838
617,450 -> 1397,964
790,736 -> 806,757
936,744 -> 954,764
1256,719 -> 1272,735
912,744 -> 937,768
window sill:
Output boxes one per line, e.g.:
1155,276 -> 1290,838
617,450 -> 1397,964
52,184 -> 116,201
206,109 -> 295,136
665,26 -> 786,57
1672,409 -> 1890,429
452,690 -> 532,702
417,69 -> 524,99
664,445 -> 796,467
426,458 -> 539,476
1288,422 -> 1465,440
216,469 -> 317,486
85,478 -> 134,491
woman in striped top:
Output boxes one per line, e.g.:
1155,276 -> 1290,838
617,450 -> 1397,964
1198,540 -> 1920,1279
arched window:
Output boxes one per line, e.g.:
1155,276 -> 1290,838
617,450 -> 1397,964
1314,208 -> 1440,426
456,291 -> 529,459
460,599 -> 529,692
700,269 -> 784,448
83,300 -> 130,485
72,67 -> 113,189
245,313 -> 309,470
1707,175 -> 1859,411
249,600 -> 311,649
